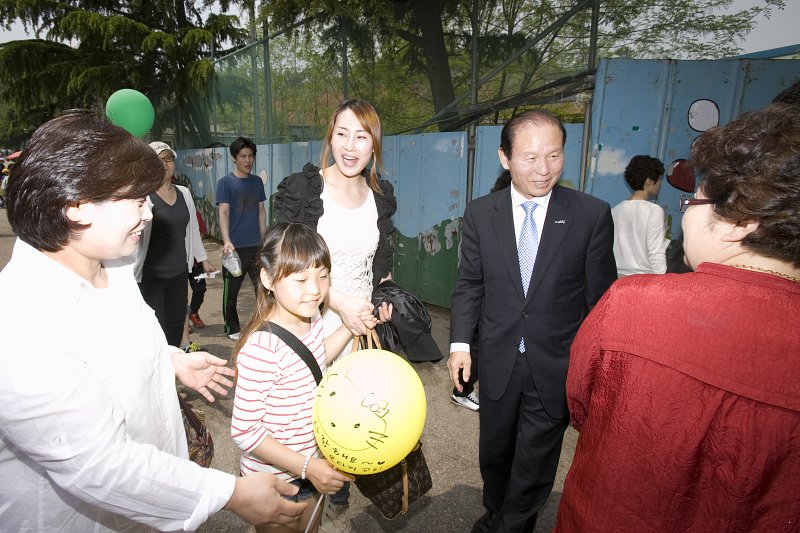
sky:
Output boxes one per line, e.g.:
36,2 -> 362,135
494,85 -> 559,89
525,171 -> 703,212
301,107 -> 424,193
0,1 -> 798,53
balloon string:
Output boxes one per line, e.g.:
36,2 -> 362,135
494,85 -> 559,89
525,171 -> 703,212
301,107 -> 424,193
305,494 -> 325,533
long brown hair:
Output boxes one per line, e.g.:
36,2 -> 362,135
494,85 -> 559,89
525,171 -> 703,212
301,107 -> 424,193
232,223 -> 332,366
319,99 -> 384,193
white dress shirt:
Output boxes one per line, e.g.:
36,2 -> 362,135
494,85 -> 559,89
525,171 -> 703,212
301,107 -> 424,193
450,184 -> 553,354
0,239 -> 235,532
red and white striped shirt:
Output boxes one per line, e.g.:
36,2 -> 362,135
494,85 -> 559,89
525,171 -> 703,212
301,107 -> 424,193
231,315 -> 326,480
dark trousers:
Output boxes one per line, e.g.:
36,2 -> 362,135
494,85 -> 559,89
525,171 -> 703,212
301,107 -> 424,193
475,353 -> 569,533
222,246 -> 260,335
139,272 -> 188,347
188,262 -> 207,315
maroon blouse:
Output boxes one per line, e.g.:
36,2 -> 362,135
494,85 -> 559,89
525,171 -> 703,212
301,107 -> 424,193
556,263 -> 800,532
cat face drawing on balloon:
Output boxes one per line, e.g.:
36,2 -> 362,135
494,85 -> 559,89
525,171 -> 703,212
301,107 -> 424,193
314,368 -> 391,454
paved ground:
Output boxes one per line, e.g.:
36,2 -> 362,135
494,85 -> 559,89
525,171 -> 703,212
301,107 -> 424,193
0,212 -> 577,532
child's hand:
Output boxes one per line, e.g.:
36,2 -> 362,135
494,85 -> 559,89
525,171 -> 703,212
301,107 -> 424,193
306,458 -> 354,495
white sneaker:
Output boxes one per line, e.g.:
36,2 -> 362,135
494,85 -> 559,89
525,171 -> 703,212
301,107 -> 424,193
227,332 -> 240,341
319,500 -> 352,533
451,391 -> 479,411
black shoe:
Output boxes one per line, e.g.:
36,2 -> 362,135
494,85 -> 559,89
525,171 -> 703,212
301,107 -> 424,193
471,511 -> 496,533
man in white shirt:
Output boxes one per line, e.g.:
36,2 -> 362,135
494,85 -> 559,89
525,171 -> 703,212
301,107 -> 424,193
0,112 -> 305,531
611,155 -> 669,277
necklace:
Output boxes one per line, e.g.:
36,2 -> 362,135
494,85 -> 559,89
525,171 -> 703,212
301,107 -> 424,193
729,264 -> 800,282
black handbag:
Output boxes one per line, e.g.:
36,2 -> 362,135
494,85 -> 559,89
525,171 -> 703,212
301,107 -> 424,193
354,440 -> 433,520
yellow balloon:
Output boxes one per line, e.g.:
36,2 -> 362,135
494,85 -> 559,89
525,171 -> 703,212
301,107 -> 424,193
313,349 -> 426,475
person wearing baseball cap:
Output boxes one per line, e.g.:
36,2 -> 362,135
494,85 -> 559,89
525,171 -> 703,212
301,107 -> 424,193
134,141 -> 216,349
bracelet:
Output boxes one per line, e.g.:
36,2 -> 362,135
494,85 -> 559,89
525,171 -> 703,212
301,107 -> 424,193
301,455 -> 311,480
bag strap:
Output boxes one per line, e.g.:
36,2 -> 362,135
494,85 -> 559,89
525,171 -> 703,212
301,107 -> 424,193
370,329 -> 382,349
351,329 -> 383,353
400,440 -> 423,514
401,457 -> 410,514
178,395 -> 204,434
262,322 -> 323,385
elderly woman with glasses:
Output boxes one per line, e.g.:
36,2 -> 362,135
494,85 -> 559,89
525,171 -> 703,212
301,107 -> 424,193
555,103 -> 800,532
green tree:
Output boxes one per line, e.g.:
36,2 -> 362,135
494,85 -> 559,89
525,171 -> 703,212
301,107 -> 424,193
258,0 -> 783,132
261,0 -> 465,130
0,0 -> 247,146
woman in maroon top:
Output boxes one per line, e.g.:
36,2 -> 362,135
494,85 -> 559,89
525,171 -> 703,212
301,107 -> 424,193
556,103 -> 800,532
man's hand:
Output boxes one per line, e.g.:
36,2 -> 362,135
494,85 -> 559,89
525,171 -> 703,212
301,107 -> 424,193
172,351 -> 236,402
201,260 -> 217,274
448,351 -> 471,393
225,473 -> 306,526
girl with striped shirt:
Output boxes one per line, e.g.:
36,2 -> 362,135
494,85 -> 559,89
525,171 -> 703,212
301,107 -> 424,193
231,223 -> 363,533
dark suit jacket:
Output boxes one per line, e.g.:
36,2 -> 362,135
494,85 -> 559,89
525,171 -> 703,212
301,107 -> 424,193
450,185 -> 616,419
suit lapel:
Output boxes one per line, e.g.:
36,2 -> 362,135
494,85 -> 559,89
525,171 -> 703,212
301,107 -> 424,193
491,190 -> 526,300
525,186 -> 571,303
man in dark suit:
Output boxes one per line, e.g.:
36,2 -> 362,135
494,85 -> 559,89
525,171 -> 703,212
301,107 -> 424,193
448,110 -> 616,533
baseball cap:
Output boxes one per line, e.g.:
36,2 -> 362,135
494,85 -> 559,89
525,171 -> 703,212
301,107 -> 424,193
149,141 -> 176,158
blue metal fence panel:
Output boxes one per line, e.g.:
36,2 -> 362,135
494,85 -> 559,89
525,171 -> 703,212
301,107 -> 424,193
175,57 -> 800,308
389,132 -> 467,305
587,58 -> 800,239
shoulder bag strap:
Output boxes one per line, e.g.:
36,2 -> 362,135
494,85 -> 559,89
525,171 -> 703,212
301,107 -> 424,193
178,395 -> 204,434
350,329 -> 383,353
262,322 -> 323,385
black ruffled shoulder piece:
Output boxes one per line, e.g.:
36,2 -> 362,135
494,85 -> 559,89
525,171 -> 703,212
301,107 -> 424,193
370,178 -> 397,284
275,162 -> 324,230
374,179 -> 397,231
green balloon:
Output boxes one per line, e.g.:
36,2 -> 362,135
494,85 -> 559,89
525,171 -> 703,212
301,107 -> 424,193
105,89 -> 155,138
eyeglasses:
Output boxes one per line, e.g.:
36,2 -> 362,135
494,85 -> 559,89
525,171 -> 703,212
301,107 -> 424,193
160,157 -> 176,163
679,194 -> 714,213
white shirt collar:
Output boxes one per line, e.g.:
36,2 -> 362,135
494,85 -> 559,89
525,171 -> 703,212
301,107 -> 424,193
510,183 -> 553,211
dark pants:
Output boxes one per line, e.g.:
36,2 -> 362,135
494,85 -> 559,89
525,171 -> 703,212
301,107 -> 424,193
188,262 -> 206,315
222,246 -> 260,335
475,353 -> 569,533
139,272 -> 188,347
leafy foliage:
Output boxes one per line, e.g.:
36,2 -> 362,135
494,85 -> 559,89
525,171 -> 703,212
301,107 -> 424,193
0,0 -> 785,145
253,0 -> 782,133
0,0 -> 248,146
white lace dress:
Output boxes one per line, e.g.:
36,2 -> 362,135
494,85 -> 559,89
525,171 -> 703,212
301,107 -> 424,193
317,185 -> 380,358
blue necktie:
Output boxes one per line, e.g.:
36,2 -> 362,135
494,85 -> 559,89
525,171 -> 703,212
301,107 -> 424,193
518,201 -> 539,352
